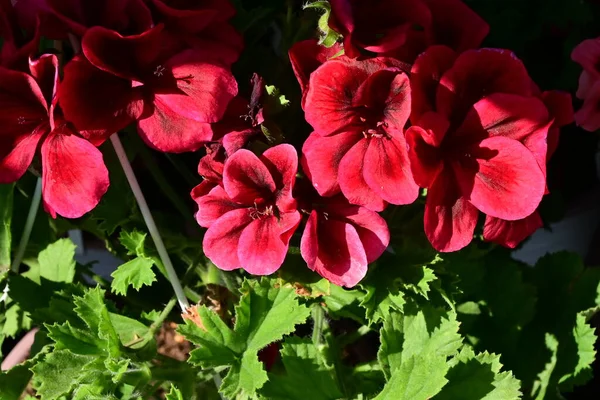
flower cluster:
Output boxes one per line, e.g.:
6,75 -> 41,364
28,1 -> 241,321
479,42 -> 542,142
0,0 -> 239,217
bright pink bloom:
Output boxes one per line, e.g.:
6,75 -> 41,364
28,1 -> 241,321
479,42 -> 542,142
58,25 -> 238,152
0,54 -> 109,218
147,0 -> 242,66
328,0 -> 488,62
193,145 -> 301,275
572,38 -> 600,132
301,57 -> 418,211
407,46 -> 554,252
299,191 -> 389,288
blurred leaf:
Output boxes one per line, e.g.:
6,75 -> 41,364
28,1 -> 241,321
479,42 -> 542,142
0,183 -> 14,274
38,239 -> 77,283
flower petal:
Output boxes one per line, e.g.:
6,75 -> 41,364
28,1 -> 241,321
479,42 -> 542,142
338,138 -> 387,211
0,124 -> 46,183
203,208 -> 252,271
223,149 -> 276,205
29,54 -> 59,106
301,130 -> 361,197
41,127 -> 110,219
193,184 -> 241,228
362,130 -> 419,205
483,212 -> 543,249
238,212 -> 301,275
571,38 -> 600,76
261,144 -> 298,212
574,81 -> 600,132
455,136 -> 545,221
424,169 -> 478,252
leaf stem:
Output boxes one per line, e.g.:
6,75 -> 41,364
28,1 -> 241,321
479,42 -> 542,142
312,304 -> 325,346
11,178 -> 42,273
110,134 -> 189,311
128,297 -> 178,349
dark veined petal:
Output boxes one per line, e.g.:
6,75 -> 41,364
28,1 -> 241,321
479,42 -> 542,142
203,208 -> 253,271
223,149 -> 276,205
483,212 -> 543,249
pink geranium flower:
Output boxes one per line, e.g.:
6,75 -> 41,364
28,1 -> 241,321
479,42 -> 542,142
0,54 -> 109,218
407,46 -> 554,252
193,145 -> 301,275
299,56 -> 418,211
572,38 -> 600,132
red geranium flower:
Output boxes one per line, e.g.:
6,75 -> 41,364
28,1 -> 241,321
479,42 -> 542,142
328,0 -> 488,62
571,38 -> 600,132
58,24 -> 238,152
300,56 -> 418,211
299,190 -> 390,288
193,145 -> 301,275
0,54 -> 109,218
406,46 -> 555,252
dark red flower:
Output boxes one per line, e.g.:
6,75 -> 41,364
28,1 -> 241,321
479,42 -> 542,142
300,57 -> 418,211
406,46 -> 555,252
58,25 -> 238,152
328,0 -> 488,62
0,54 -> 109,218
299,191 -> 389,288
147,0 -> 242,66
571,38 -> 600,132
0,0 -> 41,70
192,145 -> 301,275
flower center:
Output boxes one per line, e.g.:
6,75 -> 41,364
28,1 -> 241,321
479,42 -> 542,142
360,117 -> 389,139
249,204 -> 275,220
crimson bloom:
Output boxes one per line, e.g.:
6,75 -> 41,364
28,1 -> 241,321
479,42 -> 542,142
298,188 -> 390,288
0,0 -> 41,70
193,145 -> 301,275
407,46 -> 554,252
0,54 -> 109,218
58,25 -> 238,152
328,0 -> 488,62
300,56 -> 418,211
571,38 -> 600,132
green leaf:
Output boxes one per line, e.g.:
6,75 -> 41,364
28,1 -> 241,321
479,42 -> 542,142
531,334 -> 559,400
179,278 -> 311,398
32,350 -> 96,399
110,257 -> 156,296
0,183 -> 14,273
119,229 -> 148,257
166,385 -> 184,400
558,313 -> 597,390
46,321 -> 106,355
303,1 -> 341,47
435,347 -> 522,400
265,85 -> 290,109
403,266 -> 436,300
261,337 -> 343,400
0,363 -> 33,400
38,239 -> 76,283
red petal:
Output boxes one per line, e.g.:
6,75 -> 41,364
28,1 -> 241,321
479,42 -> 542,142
137,99 -> 213,153
160,49 -> 237,123
571,38 -> 600,76
82,25 -> 163,81
410,45 -> 457,123
203,208 -> 252,271
193,184 -> 240,228
301,130 -> 361,197
575,82 -> 600,132
423,0 -> 489,52
0,66 -> 47,113
455,136 -> 545,221
405,125 -> 443,188
190,179 -> 216,199
261,144 -> 298,213
223,149 -> 276,205
301,212 -> 368,287
483,212 -> 543,249
41,127 -> 109,218
150,0 -> 220,34
338,138 -> 387,211
438,48 -> 533,122
362,130 -> 419,205
29,54 -> 59,106
181,23 -> 243,66
0,125 -> 46,183
288,39 -> 344,108
238,212 -> 301,275
541,90 -> 574,128
59,56 -> 145,138
424,169 -> 478,252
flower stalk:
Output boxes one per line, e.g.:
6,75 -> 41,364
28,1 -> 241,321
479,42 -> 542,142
110,133 -> 189,311
11,178 -> 42,273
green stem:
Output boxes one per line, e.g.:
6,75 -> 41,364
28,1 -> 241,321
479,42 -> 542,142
312,304 -> 325,346
11,178 -> 42,273
129,297 -> 178,349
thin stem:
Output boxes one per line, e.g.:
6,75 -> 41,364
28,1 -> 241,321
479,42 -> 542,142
213,373 -> 226,400
110,134 -> 189,311
312,304 -> 325,346
126,297 -> 178,348
11,178 -> 42,273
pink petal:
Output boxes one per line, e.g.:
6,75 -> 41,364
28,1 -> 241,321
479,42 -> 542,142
424,169 -> 479,252
41,126 -> 109,219
301,130 -> 361,197
574,80 -> 600,132
193,185 -> 241,228
261,144 -> 298,213
571,38 -> 600,76
405,121 -> 445,188
455,136 -> 545,221
338,138 -> 387,211
362,129 -> 419,205
238,212 -> 301,275
203,208 -> 252,271
483,212 -> 543,249
223,149 -> 276,205
576,71 -> 597,100
29,54 -> 59,106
